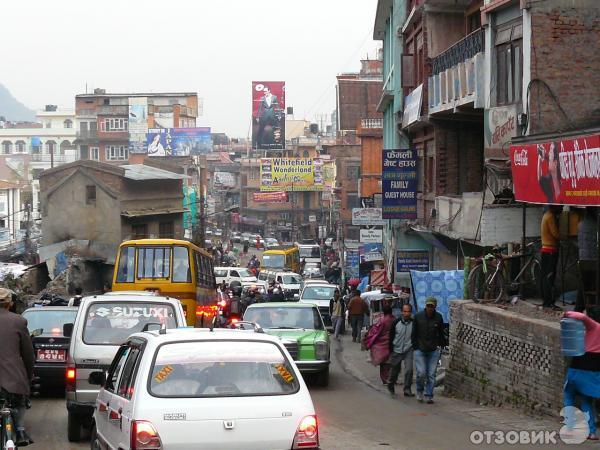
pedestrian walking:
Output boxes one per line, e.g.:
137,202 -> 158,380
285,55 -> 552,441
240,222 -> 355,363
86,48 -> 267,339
562,308 -> 600,441
412,297 -> 446,404
365,305 -> 395,384
329,289 -> 345,340
347,289 -> 369,342
387,303 -> 414,397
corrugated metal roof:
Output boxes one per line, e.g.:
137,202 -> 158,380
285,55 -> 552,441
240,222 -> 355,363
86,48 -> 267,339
121,165 -> 188,181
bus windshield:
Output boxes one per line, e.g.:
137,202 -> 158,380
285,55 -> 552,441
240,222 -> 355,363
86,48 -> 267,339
262,254 -> 285,268
299,246 -> 320,259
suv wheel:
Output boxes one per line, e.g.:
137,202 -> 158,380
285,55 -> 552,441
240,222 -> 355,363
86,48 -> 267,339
316,368 -> 329,387
67,411 -> 83,442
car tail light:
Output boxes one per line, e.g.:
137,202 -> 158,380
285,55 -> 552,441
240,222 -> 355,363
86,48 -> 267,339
292,415 -> 319,449
131,420 -> 163,450
65,366 -> 76,391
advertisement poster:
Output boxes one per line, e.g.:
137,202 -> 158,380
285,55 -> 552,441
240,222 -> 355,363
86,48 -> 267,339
146,128 -> 212,157
154,112 -> 174,129
345,250 -> 359,278
252,81 -> 286,150
129,97 -> 148,154
396,249 -> 429,273
359,243 -> 383,263
382,149 -> 418,219
260,158 -> 323,192
214,172 -> 236,188
252,192 -> 289,203
510,134 -> 600,206
351,208 -> 386,226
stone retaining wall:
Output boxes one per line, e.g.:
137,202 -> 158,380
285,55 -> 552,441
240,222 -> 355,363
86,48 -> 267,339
445,300 -> 564,417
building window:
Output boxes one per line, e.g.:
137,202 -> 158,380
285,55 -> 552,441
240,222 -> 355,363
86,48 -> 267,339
46,140 -> 57,155
90,147 -> 99,161
45,122 -> 51,129
86,185 -> 96,204
132,224 -> 148,239
346,193 -> 360,210
159,221 -> 175,239
347,166 -> 360,179
100,117 -> 128,132
15,141 -> 26,153
249,167 -> 259,180
63,119 -> 73,128
106,145 -> 128,161
2,141 -> 12,154
495,20 -> 523,105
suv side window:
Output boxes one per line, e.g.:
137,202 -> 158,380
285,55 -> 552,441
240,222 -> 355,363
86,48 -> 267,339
106,346 -> 131,393
116,345 -> 143,400
230,270 -> 239,278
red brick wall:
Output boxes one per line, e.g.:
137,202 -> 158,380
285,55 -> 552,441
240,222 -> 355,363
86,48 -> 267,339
528,3 -> 600,134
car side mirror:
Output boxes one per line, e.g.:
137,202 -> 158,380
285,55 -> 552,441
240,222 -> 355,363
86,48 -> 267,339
88,371 -> 106,386
141,322 -> 161,332
31,328 -> 43,338
63,323 -> 74,338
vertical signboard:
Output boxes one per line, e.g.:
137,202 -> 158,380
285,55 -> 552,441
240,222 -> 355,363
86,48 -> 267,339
129,97 -> 148,154
345,250 -> 360,278
382,149 -> 418,219
252,81 -> 286,150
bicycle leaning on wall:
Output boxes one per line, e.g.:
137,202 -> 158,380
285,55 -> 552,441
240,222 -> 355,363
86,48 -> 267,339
467,240 -> 542,304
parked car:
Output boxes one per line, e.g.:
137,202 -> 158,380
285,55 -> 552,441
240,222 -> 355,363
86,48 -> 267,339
214,267 -> 258,285
231,231 -> 242,243
65,292 -> 186,442
264,237 -> 280,249
244,302 -> 330,386
21,306 -> 79,391
298,282 -> 338,328
90,327 -> 319,450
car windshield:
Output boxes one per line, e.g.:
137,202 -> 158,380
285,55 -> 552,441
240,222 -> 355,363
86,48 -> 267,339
262,254 -> 285,268
302,286 -> 336,300
282,275 -> 301,284
82,302 -> 177,345
237,269 -> 253,277
299,246 -> 321,258
149,340 -> 299,397
305,262 -> 321,269
22,309 -> 78,335
244,307 -> 324,330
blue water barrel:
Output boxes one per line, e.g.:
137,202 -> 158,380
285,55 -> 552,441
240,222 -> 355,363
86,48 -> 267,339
561,318 -> 586,357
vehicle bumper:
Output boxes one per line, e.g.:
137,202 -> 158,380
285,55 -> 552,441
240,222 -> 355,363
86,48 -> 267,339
66,400 -> 95,418
295,360 -> 330,373
33,363 -> 67,387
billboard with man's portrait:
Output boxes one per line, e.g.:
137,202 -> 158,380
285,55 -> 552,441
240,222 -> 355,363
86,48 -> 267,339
252,81 -> 285,150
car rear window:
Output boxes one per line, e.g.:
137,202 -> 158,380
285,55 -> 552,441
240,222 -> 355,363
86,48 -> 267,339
149,340 -> 299,398
83,302 -> 177,345
22,309 -> 78,335
302,286 -> 336,300
244,307 -> 324,330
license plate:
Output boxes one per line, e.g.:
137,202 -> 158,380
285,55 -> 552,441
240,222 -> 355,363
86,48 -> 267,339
36,349 -> 66,362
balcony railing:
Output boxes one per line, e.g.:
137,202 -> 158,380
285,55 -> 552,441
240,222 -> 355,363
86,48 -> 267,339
31,153 -> 79,164
360,118 -> 383,129
97,105 -> 128,116
76,130 -> 98,139
431,28 -> 484,76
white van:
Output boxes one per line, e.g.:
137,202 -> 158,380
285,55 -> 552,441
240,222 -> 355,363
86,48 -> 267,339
64,292 -> 186,442
214,267 -> 257,285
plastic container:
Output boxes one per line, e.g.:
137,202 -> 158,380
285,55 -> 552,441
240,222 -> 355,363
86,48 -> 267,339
560,318 -> 586,357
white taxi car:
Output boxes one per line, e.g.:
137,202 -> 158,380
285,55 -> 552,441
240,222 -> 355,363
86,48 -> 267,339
90,326 -> 319,450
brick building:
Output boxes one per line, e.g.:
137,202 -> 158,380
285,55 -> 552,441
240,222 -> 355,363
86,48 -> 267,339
75,90 -> 198,164
39,160 -> 187,260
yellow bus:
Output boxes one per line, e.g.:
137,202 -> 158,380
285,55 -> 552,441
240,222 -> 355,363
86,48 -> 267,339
112,239 -> 217,327
261,246 -> 301,273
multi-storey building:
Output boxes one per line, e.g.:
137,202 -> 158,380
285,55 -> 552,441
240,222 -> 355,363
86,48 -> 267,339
75,89 -> 198,164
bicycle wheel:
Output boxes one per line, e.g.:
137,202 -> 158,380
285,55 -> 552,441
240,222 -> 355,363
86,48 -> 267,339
468,264 -> 504,303
467,264 -> 486,302
521,258 -> 542,299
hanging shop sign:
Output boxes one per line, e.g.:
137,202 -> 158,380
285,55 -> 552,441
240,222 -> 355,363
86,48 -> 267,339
382,149 -> 418,219
359,229 -> 383,243
396,249 -> 430,273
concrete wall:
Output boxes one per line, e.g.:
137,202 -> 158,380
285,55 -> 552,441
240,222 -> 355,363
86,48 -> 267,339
446,301 -> 564,417
42,170 -> 122,248
426,12 -> 465,58
479,204 -> 544,246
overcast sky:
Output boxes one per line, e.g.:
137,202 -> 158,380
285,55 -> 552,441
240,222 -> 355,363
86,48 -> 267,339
1,0 -> 379,137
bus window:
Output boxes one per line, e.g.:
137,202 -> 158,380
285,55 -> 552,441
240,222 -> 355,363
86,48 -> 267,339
138,247 -> 171,279
193,251 -> 202,286
173,246 -> 191,283
116,246 -> 135,283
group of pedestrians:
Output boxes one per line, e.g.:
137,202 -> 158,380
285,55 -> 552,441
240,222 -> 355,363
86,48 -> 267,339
364,297 -> 447,404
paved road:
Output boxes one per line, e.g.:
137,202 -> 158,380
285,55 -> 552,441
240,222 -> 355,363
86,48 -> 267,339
25,336 -> 580,450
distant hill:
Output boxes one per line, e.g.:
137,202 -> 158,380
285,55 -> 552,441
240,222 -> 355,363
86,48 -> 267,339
0,83 -> 35,121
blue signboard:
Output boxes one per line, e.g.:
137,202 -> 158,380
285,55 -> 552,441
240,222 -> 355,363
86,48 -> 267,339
382,149 -> 418,219
359,243 -> 383,263
147,128 -> 212,156
345,250 -> 359,278
396,249 -> 429,273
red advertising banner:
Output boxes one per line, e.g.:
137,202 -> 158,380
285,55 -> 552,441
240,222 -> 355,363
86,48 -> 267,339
253,191 -> 289,203
510,134 -> 600,206
252,81 -> 285,150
